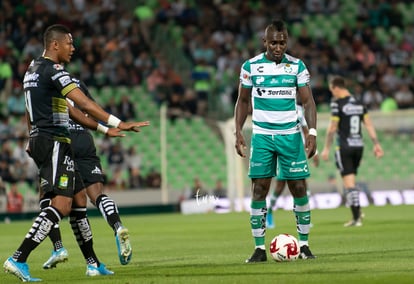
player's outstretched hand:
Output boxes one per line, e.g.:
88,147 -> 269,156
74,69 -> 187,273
107,127 -> 126,137
119,121 -> 150,132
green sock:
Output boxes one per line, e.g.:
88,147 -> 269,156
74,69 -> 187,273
293,196 -> 311,242
250,200 -> 267,247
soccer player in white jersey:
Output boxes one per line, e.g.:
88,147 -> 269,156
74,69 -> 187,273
266,104 -> 319,229
234,19 -> 318,262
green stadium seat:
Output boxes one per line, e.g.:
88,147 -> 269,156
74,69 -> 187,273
290,22 -> 303,38
329,14 -> 343,30
99,86 -> 115,104
389,26 -> 403,44
374,27 -> 389,46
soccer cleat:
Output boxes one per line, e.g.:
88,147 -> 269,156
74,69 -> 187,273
43,247 -> 69,269
266,211 -> 275,229
86,263 -> 114,276
344,219 -> 363,227
245,248 -> 267,263
299,245 -> 316,259
3,257 -> 42,282
115,227 -> 132,265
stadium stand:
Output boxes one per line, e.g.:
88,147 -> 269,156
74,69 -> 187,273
2,0 -> 414,198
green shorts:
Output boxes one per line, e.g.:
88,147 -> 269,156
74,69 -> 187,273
248,133 -> 310,180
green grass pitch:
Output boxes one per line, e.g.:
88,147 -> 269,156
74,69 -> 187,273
1,205 -> 413,283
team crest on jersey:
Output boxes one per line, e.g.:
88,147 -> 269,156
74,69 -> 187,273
243,73 -> 249,79
53,64 -> 64,70
284,64 -> 293,73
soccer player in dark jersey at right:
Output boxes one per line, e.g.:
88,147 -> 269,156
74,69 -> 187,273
3,24 -> 148,282
41,78 -> 137,271
321,76 -> 384,227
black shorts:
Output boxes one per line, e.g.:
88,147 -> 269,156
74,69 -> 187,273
28,135 -> 75,198
335,147 -> 364,176
70,131 -> 104,189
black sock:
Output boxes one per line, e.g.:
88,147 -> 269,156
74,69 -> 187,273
13,206 -> 62,262
351,205 -> 361,221
96,194 -> 122,233
70,207 -> 99,266
346,188 -> 360,221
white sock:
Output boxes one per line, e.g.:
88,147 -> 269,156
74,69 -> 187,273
255,245 -> 266,250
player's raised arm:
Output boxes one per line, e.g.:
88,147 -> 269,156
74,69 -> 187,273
66,87 -> 150,132
67,102 -> 126,137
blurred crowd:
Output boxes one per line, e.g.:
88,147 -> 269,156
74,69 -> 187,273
1,0 -> 414,195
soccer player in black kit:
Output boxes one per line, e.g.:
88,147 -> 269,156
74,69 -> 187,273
41,78 -> 137,272
321,76 -> 384,227
3,24 -> 148,282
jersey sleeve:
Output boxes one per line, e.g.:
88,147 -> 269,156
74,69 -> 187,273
297,105 -> 308,127
296,60 -> 310,87
330,100 -> 340,120
239,60 -> 252,88
48,64 -> 78,97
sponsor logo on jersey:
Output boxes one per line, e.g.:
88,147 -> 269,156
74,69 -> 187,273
23,72 -> 40,82
51,71 -> 69,80
255,88 -> 294,97
256,88 -> 265,96
255,76 -> 265,85
270,78 -> 279,84
257,66 -> 264,73
342,104 -> 364,115
58,75 -> 72,87
282,78 -> 295,84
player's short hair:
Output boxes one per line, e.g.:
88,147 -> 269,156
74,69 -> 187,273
329,76 -> 347,89
43,24 -> 71,48
266,19 -> 287,34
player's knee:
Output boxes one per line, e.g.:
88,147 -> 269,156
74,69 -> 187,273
51,197 -> 73,216
252,184 -> 269,200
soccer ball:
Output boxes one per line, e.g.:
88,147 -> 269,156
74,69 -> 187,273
269,233 -> 300,262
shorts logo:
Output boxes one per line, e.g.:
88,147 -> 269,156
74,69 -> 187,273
289,165 -> 308,173
63,155 -> 75,172
59,175 -> 69,189
40,178 -> 49,188
91,166 -> 102,174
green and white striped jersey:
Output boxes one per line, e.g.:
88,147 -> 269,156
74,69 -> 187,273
239,52 -> 310,135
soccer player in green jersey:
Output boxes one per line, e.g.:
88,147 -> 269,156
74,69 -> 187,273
234,19 -> 318,262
